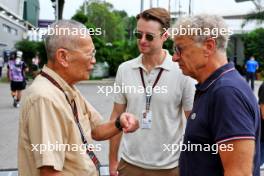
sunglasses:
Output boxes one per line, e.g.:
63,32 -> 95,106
134,31 -> 164,42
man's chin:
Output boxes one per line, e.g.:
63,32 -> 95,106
181,69 -> 191,76
139,47 -> 150,54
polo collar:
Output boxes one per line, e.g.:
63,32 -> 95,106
195,62 -> 236,92
41,65 -> 77,102
131,49 -> 173,71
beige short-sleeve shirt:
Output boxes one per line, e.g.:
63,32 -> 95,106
114,50 -> 195,169
18,66 -> 102,176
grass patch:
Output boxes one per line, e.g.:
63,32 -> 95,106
0,77 -> 9,83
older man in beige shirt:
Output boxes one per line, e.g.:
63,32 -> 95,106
18,20 -> 139,176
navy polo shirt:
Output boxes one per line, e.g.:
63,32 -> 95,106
179,63 -> 260,176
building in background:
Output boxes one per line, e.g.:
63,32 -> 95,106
0,0 -> 39,60
23,0 -> 40,26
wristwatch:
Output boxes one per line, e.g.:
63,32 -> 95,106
115,116 -> 123,131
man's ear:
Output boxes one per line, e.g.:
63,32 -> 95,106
204,38 -> 216,56
162,31 -> 169,42
56,48 -> 69,67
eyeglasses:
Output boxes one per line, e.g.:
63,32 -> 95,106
133,30 -> 164,42
173,38 -> 214,56
173,45 -> 183,56
62,47 -> 96,60
88,49 -> 96,59
173,42 -> 198,56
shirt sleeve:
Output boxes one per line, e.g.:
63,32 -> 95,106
27,97 -> 66,171
181,76 -> 195,111
83,99 -> 103,130
114,65 -> 127,104
209,87 -> 257,144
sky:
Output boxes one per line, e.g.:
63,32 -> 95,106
39,0 -> 257,20
38,0 -> 264,32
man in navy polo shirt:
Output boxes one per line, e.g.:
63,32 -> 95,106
171,14 -> 260,176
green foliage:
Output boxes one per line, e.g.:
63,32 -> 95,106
242,10 -> 264,27
163,38 -> 174,55
77,1 -> 126,42
72,11 -> 88,24
15,40 -> 37,65
242,28 -> 264,72
71,0 -> 139,76
105,40 -> 139,75
15,40 -> 47,73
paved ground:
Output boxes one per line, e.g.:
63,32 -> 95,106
0,80 -> 263,175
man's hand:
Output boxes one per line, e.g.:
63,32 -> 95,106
109,160 -> 119,176
120,112 -> 139,133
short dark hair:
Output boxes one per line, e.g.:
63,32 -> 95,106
136,8 -> 170,30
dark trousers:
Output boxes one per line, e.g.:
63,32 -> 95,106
0,66 -> 2,78
246,72 -> 255,90
261,142 -> 264,165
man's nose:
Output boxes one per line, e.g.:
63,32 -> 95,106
91,57 -> 96,65
172,52 -> 180,62
139,34 -> 148,43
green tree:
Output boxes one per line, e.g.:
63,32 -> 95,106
78,1 -> 126,42
71,1 -> 140,76
15,40 -> 47,76
242,11 -> 264,27
71,11 -> 88,24
15,40 -> 38,66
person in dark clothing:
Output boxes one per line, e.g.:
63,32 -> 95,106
258,82 -> 264,169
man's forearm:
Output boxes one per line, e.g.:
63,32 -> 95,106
260,104 -> 264,119
91,120 -> 121,141
109,132 -> 122,162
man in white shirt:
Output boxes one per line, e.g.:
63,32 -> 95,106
109,7 -> 195,176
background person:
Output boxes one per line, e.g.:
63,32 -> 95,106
258,82 -> 264,169
0,54 -> 4,78
7,51 -> 27,108
32,52 -> 40,79
245,56 -> 259,90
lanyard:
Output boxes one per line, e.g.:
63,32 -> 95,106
40,71 -> 101,170
139,67 -> 164,111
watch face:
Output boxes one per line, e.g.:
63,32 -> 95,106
115,117 -> 122,131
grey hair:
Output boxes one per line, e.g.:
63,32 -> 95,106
44,20 -> 88,60
172,14 -> 231,51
